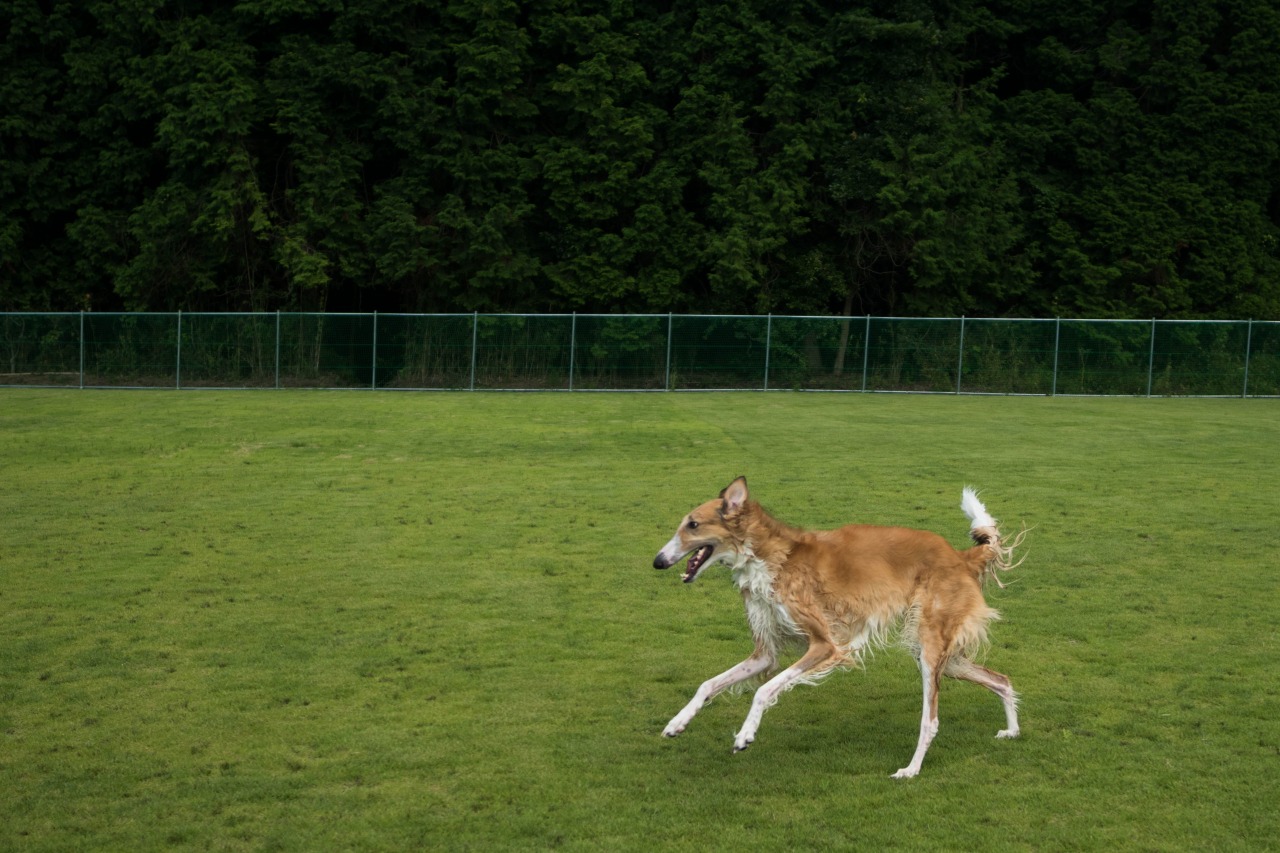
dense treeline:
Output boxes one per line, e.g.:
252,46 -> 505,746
3,0 -> 1278,318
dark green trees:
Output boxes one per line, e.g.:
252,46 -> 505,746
1,0 -> 1277,317
995,0 -> 1280,318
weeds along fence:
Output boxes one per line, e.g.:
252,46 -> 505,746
1,312 -> 1278,396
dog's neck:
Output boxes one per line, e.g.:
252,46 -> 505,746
731,501 -> 800,568
722,503 -> 803,607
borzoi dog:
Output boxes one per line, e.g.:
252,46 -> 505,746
652,477 -> 1023,778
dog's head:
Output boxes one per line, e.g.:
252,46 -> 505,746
653,476 -> 750,583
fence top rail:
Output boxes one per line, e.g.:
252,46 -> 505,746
1054,317 -> 1274,326
1139,318 -> 1264,325
1057,317 -> 1157,325
3,311 -> 1277,324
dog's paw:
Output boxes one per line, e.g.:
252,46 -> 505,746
891,767 -> 919,779
732,733 -> 754,753
662,718 -> 689,738
996,728 -> 1020,739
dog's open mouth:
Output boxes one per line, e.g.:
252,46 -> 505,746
682,545 -> 714,583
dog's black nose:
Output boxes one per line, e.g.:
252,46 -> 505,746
653,554 -> 668,569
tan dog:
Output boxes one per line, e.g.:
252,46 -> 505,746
652,477 -> 1023,778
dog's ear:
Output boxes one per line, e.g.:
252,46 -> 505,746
720,476 -> 748,516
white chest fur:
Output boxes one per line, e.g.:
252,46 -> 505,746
731,553 -> 803,661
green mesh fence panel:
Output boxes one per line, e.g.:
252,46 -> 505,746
1055,320 -> 1152,395
377,314 -> 475,389
0,313 -> 81,386
959,319 -> 1058,395
4,313 -> 1277,395
766,316 -> 868,391
1149,321 -> 1250,396
572,314 -> 667,390
179,313 -> 278,388
474,315 -> 572,389
83,313 -> 177,387
1246,321 -> 1280,396
669,315 -> 768,389
865,318 -> 962,392
278,313 -> 375,388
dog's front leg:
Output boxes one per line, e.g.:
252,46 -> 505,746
734,643 -> 837,752
664,655 -> 774,738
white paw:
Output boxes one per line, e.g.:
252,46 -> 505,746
733,732 -> 754,752
891,766 -> 919,779
662,720 -> 686,738
997,728 -> 1020,739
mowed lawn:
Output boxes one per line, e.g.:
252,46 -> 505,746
1,389 -> 1276,851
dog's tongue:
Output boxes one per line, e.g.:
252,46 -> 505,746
682,545 -> 713,582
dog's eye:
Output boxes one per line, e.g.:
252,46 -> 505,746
687,520 -> 699,530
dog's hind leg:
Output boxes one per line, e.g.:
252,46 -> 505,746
892,648 -> 943,779
664,653 -> 774,738
945,656 -> 1020,739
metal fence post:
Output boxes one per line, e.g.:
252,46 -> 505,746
569,312 -> 576,392
861,315 -> 871,392
1146,318 -> 1157,397
79,311 -> 85,389
470,311 -> 478,391
1243,318 -> 1253,398
664,312 -> 673,391
176,311 -> 183,390
1051,317 -> 1061,397
371,311 -> 378,390
763,313 -> 772,391
274,310 -> 281,389
956,315 -> 966,394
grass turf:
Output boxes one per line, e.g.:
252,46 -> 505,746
1,389 -> 1277,851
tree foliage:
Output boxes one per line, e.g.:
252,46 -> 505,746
2,0 -> 1277,317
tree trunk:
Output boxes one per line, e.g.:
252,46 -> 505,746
832,285 -> 857,377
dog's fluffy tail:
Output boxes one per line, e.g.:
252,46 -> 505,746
961,487 -> 1025,587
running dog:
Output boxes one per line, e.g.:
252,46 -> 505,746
652,477 -> 1024,778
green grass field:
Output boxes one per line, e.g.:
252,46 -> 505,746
2,389 -> 1277,851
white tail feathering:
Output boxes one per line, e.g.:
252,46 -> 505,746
961,487 -> 1028,588
960,487 -> 997,532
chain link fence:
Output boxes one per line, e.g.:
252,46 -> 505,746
2,312 -> 1277,396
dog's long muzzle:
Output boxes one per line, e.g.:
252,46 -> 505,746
654,545 -> 714,582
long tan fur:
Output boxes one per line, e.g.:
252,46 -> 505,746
652,477 -> 1023,778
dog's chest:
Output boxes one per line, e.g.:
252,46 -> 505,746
733,556 -> 803,653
